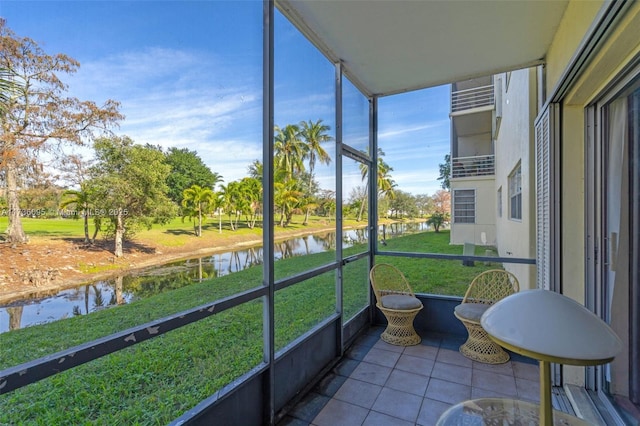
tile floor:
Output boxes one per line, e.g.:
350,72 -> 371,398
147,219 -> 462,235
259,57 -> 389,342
279,327 -> 545,426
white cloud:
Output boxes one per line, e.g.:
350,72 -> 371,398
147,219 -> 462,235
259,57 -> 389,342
391,170 -> 442,196
65,46 -> 264,183
62,46 -> 450,193
377,120 -> 448,140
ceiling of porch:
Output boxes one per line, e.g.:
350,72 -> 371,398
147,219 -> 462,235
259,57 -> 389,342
278,0 -> 570,97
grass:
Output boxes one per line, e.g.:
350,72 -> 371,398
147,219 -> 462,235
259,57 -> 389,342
0,216 -> 87,237
78,262 -> 124,274
378,231 -> 502,295
0,230 -> 500,424
0,214 -> 366,246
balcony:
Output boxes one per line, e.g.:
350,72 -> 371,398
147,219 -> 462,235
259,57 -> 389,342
451,84 -> 495,113
279,323 -> 576,425
451,155 -> 495,178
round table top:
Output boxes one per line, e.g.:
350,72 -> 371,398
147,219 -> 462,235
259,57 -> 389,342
436,398 -> 591,426
481,289 -> 622,365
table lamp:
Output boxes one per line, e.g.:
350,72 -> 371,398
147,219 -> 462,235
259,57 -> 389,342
481,289 -> 622,425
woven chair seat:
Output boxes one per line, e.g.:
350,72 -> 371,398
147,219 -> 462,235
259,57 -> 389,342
455,270 -> 519,364
370,264 -> 423,346
381,294 -> 422,310
454,303 -> 489,323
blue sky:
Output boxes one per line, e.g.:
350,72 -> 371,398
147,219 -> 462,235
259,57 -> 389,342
1,1 -> 450,197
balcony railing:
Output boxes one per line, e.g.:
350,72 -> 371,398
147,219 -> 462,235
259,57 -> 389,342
451,84 -> 495,112
452,154 -> 495,178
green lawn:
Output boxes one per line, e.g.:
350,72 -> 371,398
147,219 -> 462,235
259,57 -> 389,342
0,214 -> 360,243
378,231 -> 502,295
0,216 -> 87,237
0,230 -> 500,424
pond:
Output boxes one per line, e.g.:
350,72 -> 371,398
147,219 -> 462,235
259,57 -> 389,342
0,222 -> 430,333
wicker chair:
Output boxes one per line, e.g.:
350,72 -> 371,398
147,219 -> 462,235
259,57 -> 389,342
454,269 -> 519,364
370,263 -> 423,346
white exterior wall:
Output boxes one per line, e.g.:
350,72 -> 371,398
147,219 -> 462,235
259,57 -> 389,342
450,176 -> 496,246
457,133 -> 492,157
493,69 -> 537,289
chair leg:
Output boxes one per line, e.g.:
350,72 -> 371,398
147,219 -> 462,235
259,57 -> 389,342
381,309 -> 421,346
459,320 -> 509,364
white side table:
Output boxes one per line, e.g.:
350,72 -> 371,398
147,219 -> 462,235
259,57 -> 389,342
480,289 -> 622,426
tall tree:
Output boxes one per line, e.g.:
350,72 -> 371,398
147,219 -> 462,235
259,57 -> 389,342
432,189 -> 451,214
165,147 -> 221,205
437,153 -> 451,190
58,153 -> 103,243
181,184 -> 215,237
414,193 -> 434,217
274,178 -> 303,227
299,119 -> 332,178
247,160 -> 263,181
0,21 -> 122,243
299,119 -> 332,225
60,185 -> 95,243
89,136 -> 174,257
357,148 -> 396,222
238,177 -> 262,229
219,181 -> 240,231
274,124 -> 307,180
0,20 -> 122,243
297,172 -> 320,225
388,190 -> 417,219
316,189 -> 336,219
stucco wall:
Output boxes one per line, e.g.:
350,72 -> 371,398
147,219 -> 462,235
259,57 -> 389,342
450,177 -> 496,246
494,68 -> 537,289
545,0 -> 640,390
544,0 -> 603,98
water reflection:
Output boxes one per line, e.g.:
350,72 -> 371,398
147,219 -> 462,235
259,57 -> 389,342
0,222 -> 428,333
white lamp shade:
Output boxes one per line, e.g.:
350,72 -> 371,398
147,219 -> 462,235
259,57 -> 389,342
481,289 -> 622,363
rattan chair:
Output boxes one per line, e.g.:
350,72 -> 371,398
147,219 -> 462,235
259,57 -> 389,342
454,269 -> 519,364
370,263 -> 423,346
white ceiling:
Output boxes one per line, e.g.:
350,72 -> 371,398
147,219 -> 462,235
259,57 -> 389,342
278,0 -> 570,97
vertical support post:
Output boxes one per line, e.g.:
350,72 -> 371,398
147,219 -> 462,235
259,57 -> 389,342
262,1 -> 275,424
368,96 -> 378,322
369,96 -> 378,257
630,90 -> 640,405
335,61 -> 344,355
539,360 -> 553,426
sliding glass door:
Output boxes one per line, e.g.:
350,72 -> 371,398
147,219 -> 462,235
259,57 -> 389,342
588,70 -> 640,418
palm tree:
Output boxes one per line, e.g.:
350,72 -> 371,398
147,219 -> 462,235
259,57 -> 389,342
219,181 -> 240,231
60,185 -> 95,243
427,211 -> 449,232
247,160 -> 263,181
274,179 -> 303,227
274,124 -> 307,180
181,184 -> 215,236
298,193 -> 319,226
299,119 -> 332,224
212,187 -> 224,234
238,177 -> 262,229
357,148 -> 396,221
300,119 -> 332,177
376,156 -> 397,198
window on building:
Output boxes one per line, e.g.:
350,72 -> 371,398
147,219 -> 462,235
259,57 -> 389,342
509,163 -> 522,220
453,189 -> 475,223
497,187 -> 502,218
